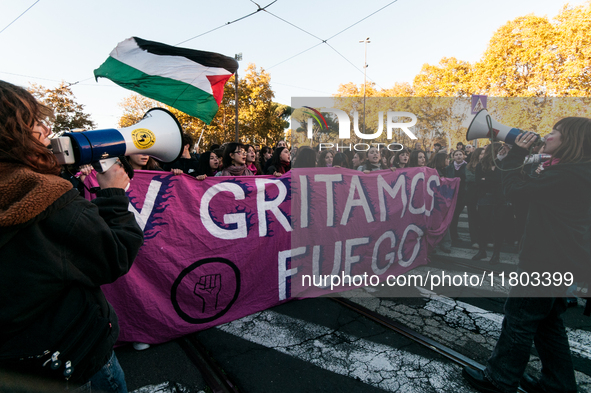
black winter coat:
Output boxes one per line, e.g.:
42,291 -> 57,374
163,157 -> 200,177
445,162 -> 467,195
0,172 -> 143,383
502,147 -> 591,284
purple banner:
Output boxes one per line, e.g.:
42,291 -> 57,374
289,167 -> 459,298
87,167 -> 459,344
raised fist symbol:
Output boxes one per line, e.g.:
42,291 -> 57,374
194,274 -> 222,313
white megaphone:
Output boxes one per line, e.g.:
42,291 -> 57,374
524,154 -> 551,165
466,109 -> 545,146
50,108 -> 183,173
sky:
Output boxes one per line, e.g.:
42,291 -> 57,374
0,0 -> 584,130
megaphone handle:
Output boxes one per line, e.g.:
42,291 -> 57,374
118,156 -> 135,180
486,115 -> 493,139
91,157 -> 134,180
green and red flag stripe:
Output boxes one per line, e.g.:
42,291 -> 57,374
94,37 -> 238,124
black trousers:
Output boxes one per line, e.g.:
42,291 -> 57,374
465,185 -> 478,244
449,193 -> 466,242
476,202 -> 513,253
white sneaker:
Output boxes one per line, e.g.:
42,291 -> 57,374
133,342 -> 150,351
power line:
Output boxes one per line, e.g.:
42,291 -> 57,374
176,0 -> 277,46
0,70 -> 60,83
325,43 -> 384,90
271,81 -> 332,95
268,42 -> 323,69
266,1 -> 398,88
0,0 -> 42,36
3,1 -> 395,97
0,71 -> 115,89
325,0 -> 398,42
263,9 -> 324,42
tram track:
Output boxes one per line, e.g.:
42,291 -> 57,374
332,297 -> 530,392
174,218 -> 586,393
177,335 -> 239,393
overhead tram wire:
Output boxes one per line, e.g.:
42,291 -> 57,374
3,1 -> 396,93
325,42 -> 385,90
6,1 -> 274,89
271,81 -> 332,95
262,10 -> 324,42
267,42 -> 324,70
265,0 -> 398,87
0,71 -> 61,83
175,0 -> 278,46
324,0 -> 399,42
0,0 -> 41,36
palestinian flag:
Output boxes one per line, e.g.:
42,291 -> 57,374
94,37 -> 238,124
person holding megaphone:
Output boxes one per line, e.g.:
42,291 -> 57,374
463,118 -> 591,393
0,80 -> 144,391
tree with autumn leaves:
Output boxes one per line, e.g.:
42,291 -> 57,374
414,3 -> 591,97
115,3 -> 591,150
28,82 -> 95,134
334,2 -> 591,147
118,64 -> 289,149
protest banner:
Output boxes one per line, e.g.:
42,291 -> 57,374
87,167 -> 458,344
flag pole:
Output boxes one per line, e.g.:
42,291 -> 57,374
359,38 -> 370,135
235,70 -> 239,142
196,126 -> 206,149
234,53 -> 242,143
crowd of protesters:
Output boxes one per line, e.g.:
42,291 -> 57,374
2,76 -> 589,393
83,134 -> 584,324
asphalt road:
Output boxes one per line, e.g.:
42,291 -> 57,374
116,211 -> 591,393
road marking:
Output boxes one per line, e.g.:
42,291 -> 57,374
343,287 -> 591,361
217,310 -> 473,392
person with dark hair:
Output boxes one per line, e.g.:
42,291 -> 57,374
195,151 -> 219,180
259,146 -> 273,169
344,150 -> 355,168
290,145 -> 299,163
317,150 -> 334,167
163,133 -> 199,176
292,146 -> 317,168
463,119 -> 591,393
428,152 -> 450,176
428,143 -> 443,160
213,148 -> 225,166
209,143 -> 220,151
260,146 -> 273,174
0,80 -> 143,390
471,142 -> 504,263
456,141 -> 465,152
274,140 -> 288,150
128,154 -> 163,171
357,146 -> 387,173
217,142 -> 253,177
244,144 -> 262,175
408,150 -> 427,167
333,152 -> 349,168
266,146 -> 291,176
391,148 -> 411,168
351,151 -> 366,169
465,144 -> 474,162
